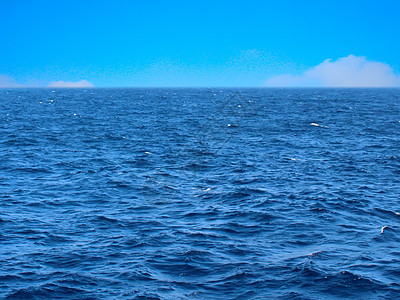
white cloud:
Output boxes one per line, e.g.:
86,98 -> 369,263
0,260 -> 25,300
265,55 -> 400,87
47,80 -> 94,88
0,74 -> 23,88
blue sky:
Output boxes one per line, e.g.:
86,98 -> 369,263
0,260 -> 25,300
1,0 -> 400,87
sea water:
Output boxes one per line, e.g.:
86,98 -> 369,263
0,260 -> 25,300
0,88 -> 399,299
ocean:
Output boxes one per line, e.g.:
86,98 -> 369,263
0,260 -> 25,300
0,88 -> 399,299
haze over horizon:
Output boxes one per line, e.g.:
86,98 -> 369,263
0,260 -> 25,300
1,0 -> 399,88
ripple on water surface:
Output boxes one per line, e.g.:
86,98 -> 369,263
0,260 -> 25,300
0,88 -> 399,299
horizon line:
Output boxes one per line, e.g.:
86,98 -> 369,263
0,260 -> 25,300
1,86 -> 400,89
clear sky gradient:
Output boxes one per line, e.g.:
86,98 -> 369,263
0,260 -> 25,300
1,0 -> 400,87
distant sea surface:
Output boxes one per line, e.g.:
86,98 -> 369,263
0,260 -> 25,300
0,88 -> 399,299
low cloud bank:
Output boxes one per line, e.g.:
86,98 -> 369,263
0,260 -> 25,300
0,76 -> 94,88
265,55 -> 400,87
0,74 -> 22,88
47,80 -> 94,88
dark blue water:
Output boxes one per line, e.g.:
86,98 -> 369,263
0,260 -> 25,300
0,88 -> 399,299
